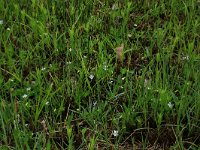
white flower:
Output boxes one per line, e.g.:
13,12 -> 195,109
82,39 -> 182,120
69,48 -> 72,52
122,77 -> 126,81
0,20 -> 3,25
89,74 -> 94,80
127,34 -> 132,37
41,67 -> 46,71
26,87 -> 31,91
109,80 -> 114,84
22,94 -> 28,99
112,130 -> 119,137
134,24 -> 137,27
45,101 -> 49,105
66,62 -> 72,65
103,64 -> 108,71
7,28 -> 10,31
168,102 -> 174,109
182,55 -> 189,60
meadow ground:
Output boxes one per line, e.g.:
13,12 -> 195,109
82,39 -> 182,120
0,0 -> 200,149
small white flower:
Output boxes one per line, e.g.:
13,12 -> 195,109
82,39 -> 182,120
168,102 -> 174,109
103,65 -> 108,71
45,101 -> 49,105
109,80 -> 114,84
127,34 -> 132,37
66,62 -> 72,65
122,77 -> 126,81
69,48 -> 72,52
182,55 -> 189,60
0,20 -> 3,25
7,28 -> 10,31
112,130 -> 119,137
50,64 -> 52,67
41,67 -> 46,71
26,87 -> 31,91
83,55 -> 87,58
22,94 -> 28,99
134,24 -> 137,27
89,74 -> 94,80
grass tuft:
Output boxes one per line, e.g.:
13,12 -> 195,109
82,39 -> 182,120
0,0 -> 200,149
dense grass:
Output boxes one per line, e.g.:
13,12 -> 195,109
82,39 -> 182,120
0,0 -> 200,149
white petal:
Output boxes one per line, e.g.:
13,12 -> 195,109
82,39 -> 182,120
112,130 -> 119,137
89,74 -> 94,80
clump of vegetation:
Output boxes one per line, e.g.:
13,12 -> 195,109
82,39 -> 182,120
0,0 -> 200,149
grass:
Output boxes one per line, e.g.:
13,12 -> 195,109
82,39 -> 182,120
0,0 -> 200,149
